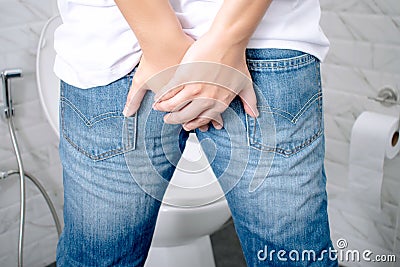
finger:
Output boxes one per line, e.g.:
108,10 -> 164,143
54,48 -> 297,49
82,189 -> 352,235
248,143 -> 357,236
163,97 -> 216,124
153,85 -> 184,103
182,111 -> 223,131
211,117 -> 223,130
163,103 -> 203,124
199,125 -> 209,132
153,63 -> 193,100
238,86 -> 259,118
155,83 -> 202,112
123,79 -> 146,117
183,117 -> 212,131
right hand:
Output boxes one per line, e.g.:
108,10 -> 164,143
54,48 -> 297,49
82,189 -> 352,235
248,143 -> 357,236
153,31 -> 258,132
123,34 -> 194,117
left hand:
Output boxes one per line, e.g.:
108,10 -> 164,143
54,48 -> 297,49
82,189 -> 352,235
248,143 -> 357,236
153,32 -> 259,131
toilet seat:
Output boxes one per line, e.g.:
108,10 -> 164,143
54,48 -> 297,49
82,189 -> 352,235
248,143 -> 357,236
163,133 -> 227,207
36,15 -> 62,137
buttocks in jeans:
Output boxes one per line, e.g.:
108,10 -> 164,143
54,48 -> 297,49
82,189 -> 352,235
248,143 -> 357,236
56,48 -> 338,267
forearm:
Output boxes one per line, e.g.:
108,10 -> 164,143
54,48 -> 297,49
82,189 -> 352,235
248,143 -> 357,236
209,0 -> 272,48
115,0 -> 188,60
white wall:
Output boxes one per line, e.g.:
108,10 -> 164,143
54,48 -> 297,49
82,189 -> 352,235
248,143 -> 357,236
320,0 -> 400,266
0,1 -> 62,266
0,0 -> 399,266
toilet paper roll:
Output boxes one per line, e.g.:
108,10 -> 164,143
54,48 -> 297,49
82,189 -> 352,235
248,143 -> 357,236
348,111 -> 400,209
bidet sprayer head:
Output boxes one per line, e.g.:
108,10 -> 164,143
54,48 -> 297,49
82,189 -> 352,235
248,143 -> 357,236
1,69 -> 23,118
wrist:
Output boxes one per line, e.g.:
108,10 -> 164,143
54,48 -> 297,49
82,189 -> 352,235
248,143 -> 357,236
142,33 -> 194,64
207,25 -> 249,52
203,29 -> 248,60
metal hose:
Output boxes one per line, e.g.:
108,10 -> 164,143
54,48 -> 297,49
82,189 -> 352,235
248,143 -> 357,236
7,117 -> 26,267
5,116 -> 61,267
6,170 -> 62,237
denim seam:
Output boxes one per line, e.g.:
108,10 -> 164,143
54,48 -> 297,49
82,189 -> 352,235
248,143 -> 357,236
60,100 -> 137,161
61,97 -> 124,126
250,128 -> 323,157
245,112 -> 250,147
247,94 -> 323,156
124,115 -> 137,150
125,117 -> 131,149
246,54 -> 315,71
62,130 -> 136,161
257,93 -> 322,123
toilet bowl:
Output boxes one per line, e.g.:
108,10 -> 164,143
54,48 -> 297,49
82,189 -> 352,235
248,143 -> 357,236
37,16 -> 232,267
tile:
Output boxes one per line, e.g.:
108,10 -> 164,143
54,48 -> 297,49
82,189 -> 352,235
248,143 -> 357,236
373,44 -> 400,74
0,170 -> 45,210
0,0 -> 53,28
325,40 -> 373,69
10,122 -> 58,154
13,100 -> 48,130
384,156 -> 400,183
322,89 -> 364,120
321,64 -> 376,96
382,177 -> 400,206
324,114 -> 354,143
325,159 -> 349,188
1,50 -> 37,75
340,13 -> 400,45
31,165 -> 63,201
320,0 -> 382,14
373,0 -> 400,16
372,44 -> 400,74
0,223 -> 58,267
325,138 -> 350,166
329,206 -> 397,250
321,11 -> 356,40
0,21 -> 44,54
331,230 -> 397,267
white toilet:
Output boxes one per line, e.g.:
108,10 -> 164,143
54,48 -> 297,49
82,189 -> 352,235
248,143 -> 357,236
37,16 -> 232,267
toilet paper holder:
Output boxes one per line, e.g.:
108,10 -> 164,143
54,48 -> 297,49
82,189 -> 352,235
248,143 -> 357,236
368,86 -> 399,107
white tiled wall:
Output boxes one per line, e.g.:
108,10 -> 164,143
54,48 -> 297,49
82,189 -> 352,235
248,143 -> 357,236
0,1 -> 62,267
320,0 -> 400,266
0,0 -> 399,267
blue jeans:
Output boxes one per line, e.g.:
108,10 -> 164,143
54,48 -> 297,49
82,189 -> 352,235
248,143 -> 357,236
56,49 -> 338,266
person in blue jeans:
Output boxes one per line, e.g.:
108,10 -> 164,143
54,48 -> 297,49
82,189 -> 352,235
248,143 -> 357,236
54,0 -> 338,266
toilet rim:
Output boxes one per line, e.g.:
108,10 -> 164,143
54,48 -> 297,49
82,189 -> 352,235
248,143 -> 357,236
36,15 -> 61,136
160,194 -> 228,210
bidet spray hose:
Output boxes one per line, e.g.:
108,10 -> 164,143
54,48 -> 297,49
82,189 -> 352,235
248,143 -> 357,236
7,117 -> 26,267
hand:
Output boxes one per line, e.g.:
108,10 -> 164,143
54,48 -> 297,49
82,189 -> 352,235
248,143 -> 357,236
123,34 -> 194,117
153,32 -> 259,131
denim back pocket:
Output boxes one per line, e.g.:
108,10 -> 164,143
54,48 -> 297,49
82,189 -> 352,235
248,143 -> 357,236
246,49 -> 323,157
60,78 -> 136,161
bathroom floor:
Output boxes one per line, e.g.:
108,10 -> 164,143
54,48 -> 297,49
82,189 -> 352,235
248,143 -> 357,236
210,219 -> 247,267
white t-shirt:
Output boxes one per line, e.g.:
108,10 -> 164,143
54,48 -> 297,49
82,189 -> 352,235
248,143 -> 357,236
54,0 -> 329,89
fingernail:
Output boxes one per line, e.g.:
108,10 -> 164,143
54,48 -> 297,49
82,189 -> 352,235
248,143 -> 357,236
163,114 -> 171,123
214,124 -> 223,130
123,106 -> 130,117
152,103 -> 159,111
